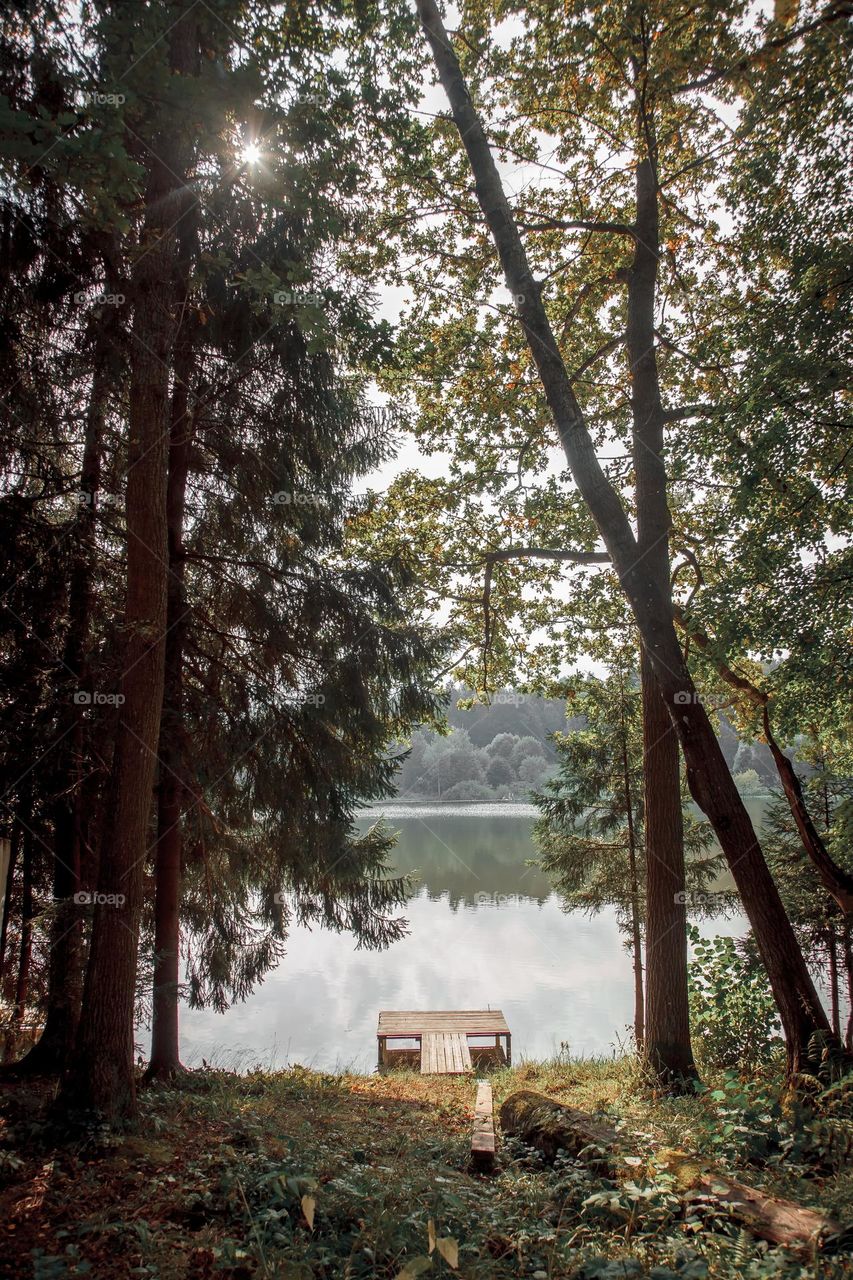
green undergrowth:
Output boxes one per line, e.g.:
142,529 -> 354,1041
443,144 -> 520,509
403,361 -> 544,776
0,1057 -> 851,1280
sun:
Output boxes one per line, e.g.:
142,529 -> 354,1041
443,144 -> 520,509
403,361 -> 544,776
242,140 -> 262,166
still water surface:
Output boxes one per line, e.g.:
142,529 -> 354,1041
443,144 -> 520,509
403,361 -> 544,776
179,803 -> 751,1072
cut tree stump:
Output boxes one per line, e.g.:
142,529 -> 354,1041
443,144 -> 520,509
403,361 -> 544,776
499,1090 -> 850,1255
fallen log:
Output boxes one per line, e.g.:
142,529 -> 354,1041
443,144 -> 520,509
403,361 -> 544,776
499,1090 -> 618,1171
499,1091 -> 850,1255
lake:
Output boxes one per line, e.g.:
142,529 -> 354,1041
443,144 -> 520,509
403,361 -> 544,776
177,802 -> 754,1072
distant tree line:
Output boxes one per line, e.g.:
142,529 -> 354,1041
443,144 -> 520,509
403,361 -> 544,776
391,684 -> 788,804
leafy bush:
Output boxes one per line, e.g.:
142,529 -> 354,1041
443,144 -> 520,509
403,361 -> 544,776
687,926 -> 782,1073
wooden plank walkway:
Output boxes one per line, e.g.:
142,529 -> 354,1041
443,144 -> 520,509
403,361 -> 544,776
471,1081 -> 496,1170
420,1032 -> 472,1075
377,1010 -> 511,1074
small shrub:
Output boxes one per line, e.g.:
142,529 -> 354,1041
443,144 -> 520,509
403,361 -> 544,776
687,926 -> 782,1074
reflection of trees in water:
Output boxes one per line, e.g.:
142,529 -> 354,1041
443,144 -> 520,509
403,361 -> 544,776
358,816 -> 553,904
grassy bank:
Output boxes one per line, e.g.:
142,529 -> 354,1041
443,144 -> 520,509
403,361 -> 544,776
1,1058 -> 850,1280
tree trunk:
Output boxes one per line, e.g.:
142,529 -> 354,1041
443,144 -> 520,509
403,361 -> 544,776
618,670 -> 644,1049
59,8 -> 197,1122
843,921 -> 853,1051
627,144 -> 695,1086
415,0 -> 834,1072
673,613 -> 853,916
12,822 -> 34,1030
499,1090 -> 849,1254
0,831 -> 18,981
827,927 -> 840,1041
147,320 -> 196,1081
20,324 -> 112,1076
763,709 -> 853,915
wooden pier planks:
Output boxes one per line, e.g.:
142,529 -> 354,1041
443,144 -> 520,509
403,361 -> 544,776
471,1081 -> 496,1170
378,1010 -> 509,1036
420,1031 -> 472,1074
376,1010 -> 511,1073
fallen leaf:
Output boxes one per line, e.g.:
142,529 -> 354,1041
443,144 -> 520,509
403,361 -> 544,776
301,1194 -> 315,1230
436,1237 -> 459,1269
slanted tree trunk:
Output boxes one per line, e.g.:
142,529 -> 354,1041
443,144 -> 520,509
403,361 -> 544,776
673,611 -> 853,917
763,710 -> 853,916
59,7 -> 198,1123
415,0 -> 835,1072
627,139 -> 695,1087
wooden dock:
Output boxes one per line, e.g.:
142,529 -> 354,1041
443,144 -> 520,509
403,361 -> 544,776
376,1010 -> 511,1074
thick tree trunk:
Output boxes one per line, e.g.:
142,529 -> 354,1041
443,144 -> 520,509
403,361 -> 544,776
640,652 -> 694,1081
20,334 -> 111,1076
627,148 -> 695,1086
415,0 -> 834,1071
500,1090 -> 849,1253
59,9 -> 197,1122
147,328 -> 196,1081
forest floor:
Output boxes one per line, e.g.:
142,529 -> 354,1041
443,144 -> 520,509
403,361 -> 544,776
0,1056 -> 851,1280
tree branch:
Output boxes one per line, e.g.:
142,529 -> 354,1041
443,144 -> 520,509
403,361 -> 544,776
517,215 -> 636,238
673,2 -> 853,95
481,545 -> 611,565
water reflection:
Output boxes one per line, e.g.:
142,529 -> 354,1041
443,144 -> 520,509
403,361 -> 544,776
368,806 -> 552,907
178,804 -> 747,1073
